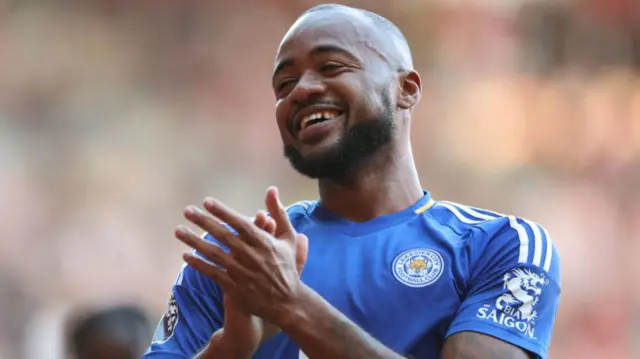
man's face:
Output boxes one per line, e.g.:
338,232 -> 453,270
272,11 -> 397,180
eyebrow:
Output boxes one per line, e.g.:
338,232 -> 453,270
272,44 -> 361,81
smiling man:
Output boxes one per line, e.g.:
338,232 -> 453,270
143,4 -> 561,359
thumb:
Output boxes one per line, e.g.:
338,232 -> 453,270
265,186 -> 295,240
294,233 -> 309,275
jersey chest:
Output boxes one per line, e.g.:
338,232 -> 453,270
299,224 -> 460,352
251,221 -> 464,359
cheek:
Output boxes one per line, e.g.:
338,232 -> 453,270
352,91 -> 382,121
343,77 -> 383,118
274,101 -> 291,139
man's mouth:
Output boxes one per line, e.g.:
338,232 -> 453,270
298,110 -> 343,132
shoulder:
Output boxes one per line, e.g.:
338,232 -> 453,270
429,200 -> 559,273
285,200 -> 315,220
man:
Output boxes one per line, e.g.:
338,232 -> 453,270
67,305 -> 153,359
144,4 -> 560,359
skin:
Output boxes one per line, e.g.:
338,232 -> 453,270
202,211 -> 282,359
274,6 -> 423,222
182,5 -> 534,359
194,210 -> 307,359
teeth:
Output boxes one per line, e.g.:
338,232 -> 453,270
301,111 -> 339,130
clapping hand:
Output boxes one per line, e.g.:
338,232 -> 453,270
175,187 -> 309,355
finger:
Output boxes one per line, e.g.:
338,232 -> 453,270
183,205 -> 241,252
176,226 -> 257,281
264,217 -> 277,236
203,198 -> 267,248
183,252 -> 236,292
175,226 -> 234,267
295,233 -> 309,275
254,210 -> 269,229
254,211 -> 276,236
265,186 -> 296,240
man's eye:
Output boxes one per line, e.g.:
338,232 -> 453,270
320,63 -> 344,72
278,79 -> 296,91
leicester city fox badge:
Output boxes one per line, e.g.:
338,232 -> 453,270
152,293 -> 179,343
392,248 -> 444,288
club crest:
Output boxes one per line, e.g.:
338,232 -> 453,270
392,248 -> 444,288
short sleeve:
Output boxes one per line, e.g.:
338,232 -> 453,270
143,233 -> 225,358
446,218 -> 561,359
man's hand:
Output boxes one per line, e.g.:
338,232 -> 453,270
204,211 -> 280,358
176,186 -> 309,329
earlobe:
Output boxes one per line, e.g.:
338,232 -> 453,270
397,70 -> 422,110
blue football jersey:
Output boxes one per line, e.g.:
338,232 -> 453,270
144,192 -> 561,359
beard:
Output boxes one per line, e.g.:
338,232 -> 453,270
283,91 -> 395,181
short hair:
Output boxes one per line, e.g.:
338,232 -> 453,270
300,4 -> 413,69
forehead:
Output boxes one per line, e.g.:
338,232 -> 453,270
275,11 -> 374,62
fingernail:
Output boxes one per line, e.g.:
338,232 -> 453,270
204,197 -> 215,207
186,206 -> 202,216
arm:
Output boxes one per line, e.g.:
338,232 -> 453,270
143,236 -> 225,358
193,330 -> 250,359
280,284 -> 535,359
279,283 -> 537,359
279,283 -> 405,359
443,218 -> 561,359
159,213 -> 280,359
442,332 -> 532,359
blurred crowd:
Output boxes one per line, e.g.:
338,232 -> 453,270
0,0 -> 637,358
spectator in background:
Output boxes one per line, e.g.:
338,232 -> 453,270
66,305 -> 153,359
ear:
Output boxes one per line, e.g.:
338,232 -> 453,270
397,70 -> 421,110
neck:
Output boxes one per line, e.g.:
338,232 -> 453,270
317,142 -> 422,222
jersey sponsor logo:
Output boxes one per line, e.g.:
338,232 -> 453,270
152,293 -> 179,343
392,248 -> 444,288
477,268 -> 549,339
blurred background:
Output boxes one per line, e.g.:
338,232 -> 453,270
0,0 -> 637,358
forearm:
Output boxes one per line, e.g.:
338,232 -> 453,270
193,343 -> 219,359
194,330 -> 254,359
279,284 -> 405,359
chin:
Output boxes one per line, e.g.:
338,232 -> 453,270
300,140 -> 342,159
284,145 -> 349,180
